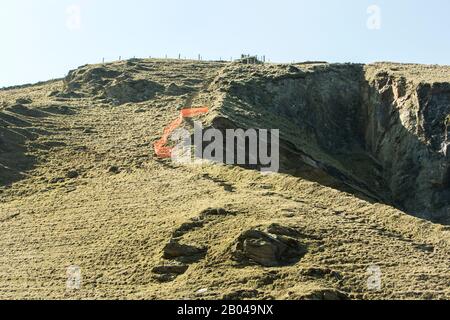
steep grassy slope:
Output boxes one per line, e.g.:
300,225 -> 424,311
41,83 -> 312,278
0,59 -> 449,300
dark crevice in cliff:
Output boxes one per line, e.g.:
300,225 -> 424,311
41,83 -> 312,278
210,63 -> 449,224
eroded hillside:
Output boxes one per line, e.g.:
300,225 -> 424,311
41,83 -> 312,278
0,59 -> 449,300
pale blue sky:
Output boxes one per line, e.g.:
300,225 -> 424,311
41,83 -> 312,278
1,0 -> 449,87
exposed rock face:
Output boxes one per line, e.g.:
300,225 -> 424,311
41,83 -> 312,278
232,225 -> 307,267
152,263 -> 189,275
363,70 -> 450,222
209,63 -> 450,223
163,240 -> 207,260
210,63 -> 392,203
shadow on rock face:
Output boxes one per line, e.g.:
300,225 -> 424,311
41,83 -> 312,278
209,63 -> 450,224
163,240 -> 207,263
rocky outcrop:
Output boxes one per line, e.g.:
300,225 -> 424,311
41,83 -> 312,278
363,70 -> 450,222
163,241 -> 207,260
208,62 -> 449,223
232,225 -> 307,267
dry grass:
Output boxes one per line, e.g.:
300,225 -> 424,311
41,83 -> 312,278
0,59 -> 449,300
